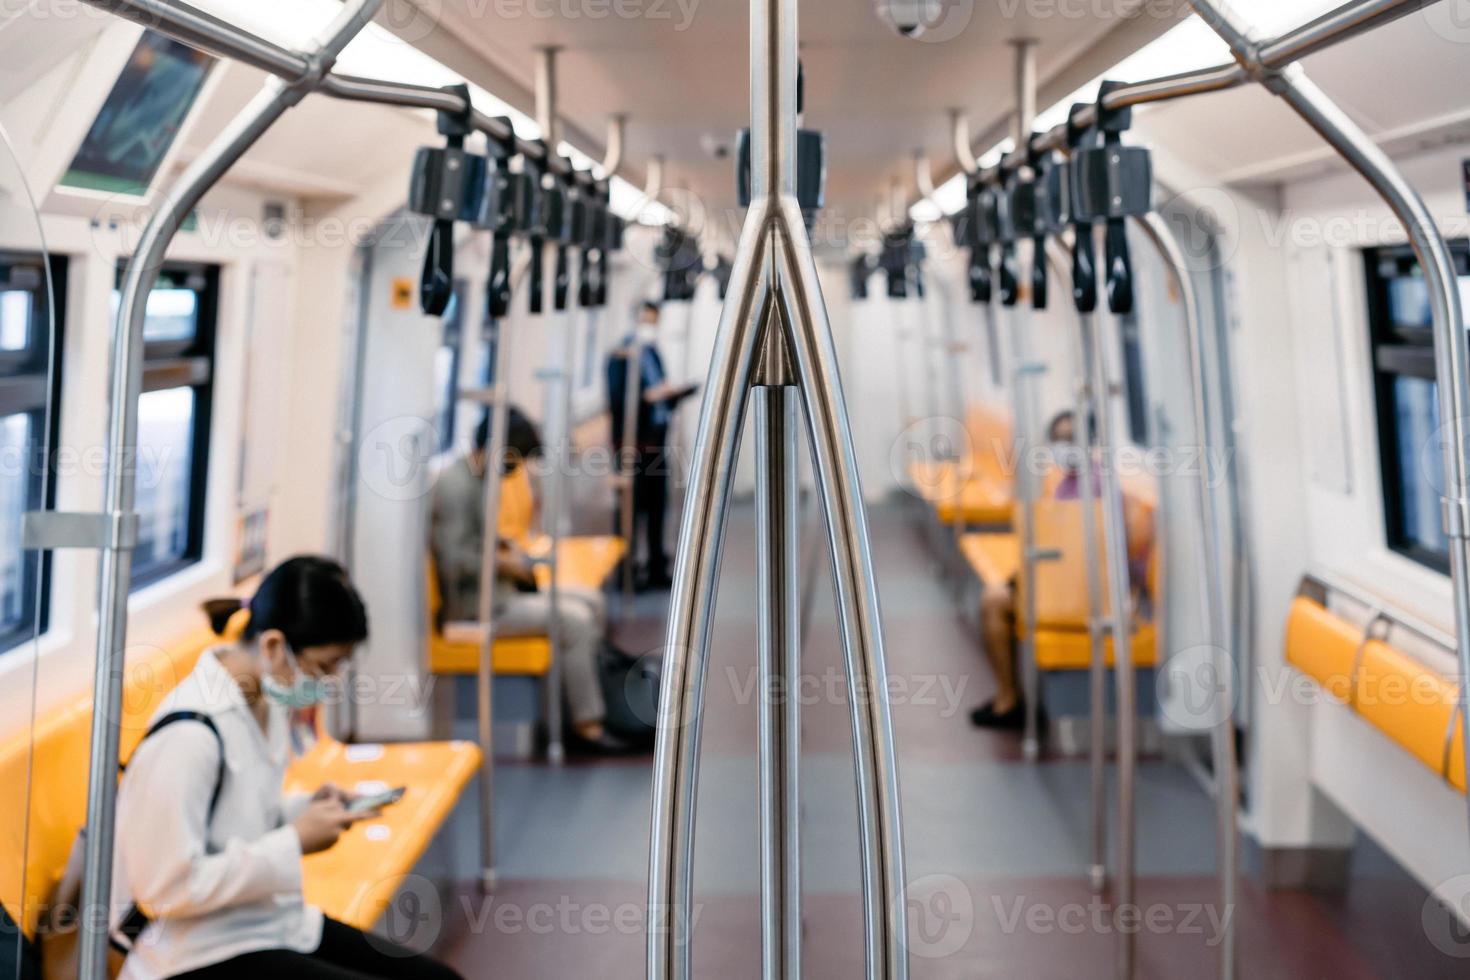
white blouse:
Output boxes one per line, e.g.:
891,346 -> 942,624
110,648 -> 322,979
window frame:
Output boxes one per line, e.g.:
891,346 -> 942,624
0,252 -> 67,656
1362,240 -> 1470,575
118,261 -> 219,590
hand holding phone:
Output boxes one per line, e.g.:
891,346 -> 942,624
346,786 -> 406,815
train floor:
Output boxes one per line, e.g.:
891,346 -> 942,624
418,501 -> 1462,978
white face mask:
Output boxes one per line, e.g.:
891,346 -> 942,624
636,323 -> 658,344
260,646 -> 333,709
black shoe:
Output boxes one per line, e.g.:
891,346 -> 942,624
969,700 -> 1027,730
567,728 -> 642,756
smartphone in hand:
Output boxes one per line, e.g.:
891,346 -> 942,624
346,786 -> 406,815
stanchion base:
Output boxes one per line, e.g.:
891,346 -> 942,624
547,741 -> 566,765
1089,864 -> 1107,894
1022,737 -> 1040,762
479,868 -> 498,894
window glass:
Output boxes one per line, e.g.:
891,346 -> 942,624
109,285 -> 200,342
0,290 -> 31,351
134,387 -> 198,576
0,413 -> 33,641
1389,375 -> 1445,560
1364,242 -> 1470,572
121,262 -> 218,589
61,32 -> 214,196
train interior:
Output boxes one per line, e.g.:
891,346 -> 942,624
5,0 -> 1470,975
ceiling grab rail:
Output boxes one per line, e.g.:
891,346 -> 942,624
644,0 -> 908,975
14,3 -> 385,977
1188,0 -> 1470,904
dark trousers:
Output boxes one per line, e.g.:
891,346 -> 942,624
618,445 -> 669,578
169,918 -> 462,980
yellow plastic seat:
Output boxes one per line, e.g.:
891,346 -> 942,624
1,617 -> 479,942
934,477 -> 1014,527
424,465 -> 625,676
425,558 -> 551,676
958,532 -> 1021,589
1283,595 -> 1359,702
1354,638 -> 1458,775
961,494 -> 1159,674
1283,592 -> 1467,794
1034,623 -> 1158,670
285,735 -> 480,930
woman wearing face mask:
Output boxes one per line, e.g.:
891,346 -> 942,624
110,556 -> 463,980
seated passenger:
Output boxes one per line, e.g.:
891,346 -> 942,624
969,410 -> 1153,731
111,556 -> 463,980
429,408 -> 635,755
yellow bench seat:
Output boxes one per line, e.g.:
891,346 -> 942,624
424,534 -> 626,677
1,620 -> 478,942
1285,594 -> 1464,794
286,737 -> 480,930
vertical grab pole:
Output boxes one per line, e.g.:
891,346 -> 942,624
535,45 -> 568,763
474,249 -> 535,892
1087,274 -> 1139,980
1047,238 -> 1110,893
619,333 -> 645,604
73,3 -> 382,977
1134,213 -> 1238,979
1193,0 -> 1470,937
1007,37 -> 1044,761
755,361 -> 801,979
648,0 -> 907,976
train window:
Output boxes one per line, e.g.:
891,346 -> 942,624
433,280 -> 468,453
112,263 -> 219,588
0,253 -> 66,654
60,32 -> 215,197
1363,241 -> 1470,573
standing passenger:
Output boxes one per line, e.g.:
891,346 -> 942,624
606,300 -> 698,591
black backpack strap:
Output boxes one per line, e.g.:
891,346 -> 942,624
112,711 -> 226,954
130,710 -> 226,817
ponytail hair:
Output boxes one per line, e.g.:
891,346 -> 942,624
202,556 -> 369,651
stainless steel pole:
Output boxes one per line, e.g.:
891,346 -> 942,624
647,216 -> 772,980
1046,238 -> 1110,894
1135,212 -> 1238,979
473,248 -> 535,892
535,45 -> 568,764
755,376 -> 801,980
76,3 -> 381,977
1011,299 -> 1044,761
1007,38 -> 1044,761
619,332 -> 645,604
1190,0 -> 1470,885
1086,270 -> 1139,980
775,200 -> 909,980
648,0 -> 907,975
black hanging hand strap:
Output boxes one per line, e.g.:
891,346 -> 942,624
420,84 -> 475,317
